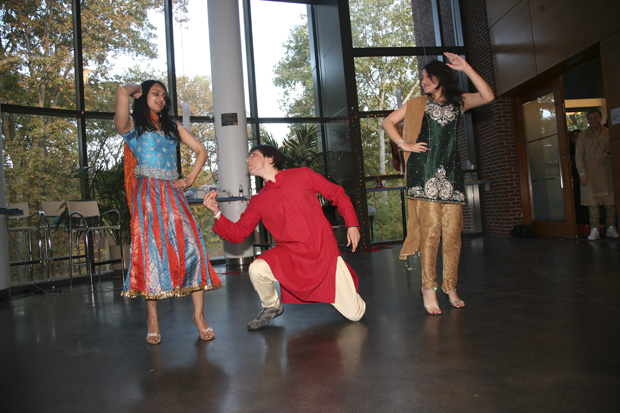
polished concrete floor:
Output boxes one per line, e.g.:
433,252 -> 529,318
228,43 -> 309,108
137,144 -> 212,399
2,235 -> 620,412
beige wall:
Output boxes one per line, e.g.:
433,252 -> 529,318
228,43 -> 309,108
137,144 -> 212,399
486,0 -> 620,95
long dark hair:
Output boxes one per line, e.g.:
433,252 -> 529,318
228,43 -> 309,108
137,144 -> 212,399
132,80 -> 179,140
423,60 -> 464,108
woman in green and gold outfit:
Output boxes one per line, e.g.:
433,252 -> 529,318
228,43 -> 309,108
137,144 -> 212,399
382,53 -> 494,315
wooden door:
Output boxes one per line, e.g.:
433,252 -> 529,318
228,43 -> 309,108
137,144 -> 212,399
516,78 -> 576,238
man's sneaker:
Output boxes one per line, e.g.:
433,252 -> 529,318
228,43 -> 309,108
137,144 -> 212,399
588,227 -> 600,240
247,305 -> 284,330
607,226 -> 619,238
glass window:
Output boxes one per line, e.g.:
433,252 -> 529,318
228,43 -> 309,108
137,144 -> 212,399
83,1 -> 168,112
176,75 -> 214,122
438,0 -> 458,47
1,1 -> 75,109
365,178 -> 406,242
355,56 -> 422,112
189,204 -> 224,258
257,122 -> 325,171
179,121 -> 218,188
349,0 -> 416,48
4,114 -> 80,205
173,0 -> 215,117
361,116 -> 397,177
250,0 -> 313,117
87,119 -> 124,171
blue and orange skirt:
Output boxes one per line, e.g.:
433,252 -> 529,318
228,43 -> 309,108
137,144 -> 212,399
121,176 -> 221,299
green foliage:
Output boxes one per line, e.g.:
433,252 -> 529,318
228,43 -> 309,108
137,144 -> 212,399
260,124 -> 327,173
349,0 -> 416,48
566,112 -> 589,133
1,0 -> 224,273
272,20 -> 314,117
75,162 -> 130,245
0,0 -> 174,210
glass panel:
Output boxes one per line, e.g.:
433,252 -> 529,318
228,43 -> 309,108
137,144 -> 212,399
349,0 -> 416,48
1,0 -> 75,109
522,93 -> 565,221
173,0 -> 215,117
3,113 -> 81,284
87,119 -> 124,170
189,205 -> 224,258
180,121 -> 218,191
355,56 -> 422,112
4,114 -> 81,204
250,0 -> 313,117
365,178 -> 406,242
361,116 -> 399,177
175,119 -> 221,258
463,172 -> 482,234
438,0 -> 458,47
256,122 -> 325,172
83,2 -> 168,112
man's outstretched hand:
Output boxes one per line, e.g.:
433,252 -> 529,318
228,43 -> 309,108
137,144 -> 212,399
203,191 -> 220,216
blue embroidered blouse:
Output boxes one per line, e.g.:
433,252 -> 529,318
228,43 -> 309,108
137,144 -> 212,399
123,126 -> 179,181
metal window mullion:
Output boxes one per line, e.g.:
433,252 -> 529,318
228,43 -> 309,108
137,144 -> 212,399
242,0 -> 260,146
163,0 -> 183,177
72,0 -> 89,199
431,0 -> 443,48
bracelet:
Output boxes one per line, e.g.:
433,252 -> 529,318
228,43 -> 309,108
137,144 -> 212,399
214,211 -> 221,220
397,139 -> 405,148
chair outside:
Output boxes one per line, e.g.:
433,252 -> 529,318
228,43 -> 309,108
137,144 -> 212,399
67,201 -> 125,289
40,201 -> 68,282
6,202 -> 46,284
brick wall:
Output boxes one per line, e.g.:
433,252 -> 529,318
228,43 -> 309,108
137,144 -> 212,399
460,0 -> 524,235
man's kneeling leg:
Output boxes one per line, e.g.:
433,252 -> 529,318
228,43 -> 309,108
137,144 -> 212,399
332,257 -> 366,321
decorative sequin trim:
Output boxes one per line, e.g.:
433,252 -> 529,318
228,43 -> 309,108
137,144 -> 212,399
425,101 -> 460,126
135,164 -> 179,180
407,165 -> 465,202
121,281 -> 223,299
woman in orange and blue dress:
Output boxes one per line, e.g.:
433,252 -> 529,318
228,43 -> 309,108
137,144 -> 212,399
382,53 -> 494,315
114,80 -> 221,344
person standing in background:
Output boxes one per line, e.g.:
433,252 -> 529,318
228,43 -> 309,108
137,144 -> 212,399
575,109 -> 618,240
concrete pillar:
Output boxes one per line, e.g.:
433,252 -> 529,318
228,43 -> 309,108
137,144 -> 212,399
208,0 -> 254,266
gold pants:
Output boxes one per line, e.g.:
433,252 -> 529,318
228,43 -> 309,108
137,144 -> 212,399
416,200 -> 463,292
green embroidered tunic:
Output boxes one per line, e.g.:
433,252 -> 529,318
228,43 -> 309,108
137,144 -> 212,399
406,100 -> 466,204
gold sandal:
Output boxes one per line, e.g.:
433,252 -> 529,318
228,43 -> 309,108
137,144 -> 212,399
146,321 -> 162,345
194,317 -> 215,341
443,289 -> 465,309
420,287 -> 442,316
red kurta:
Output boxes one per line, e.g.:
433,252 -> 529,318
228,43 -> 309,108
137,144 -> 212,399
213,168 -> 360,304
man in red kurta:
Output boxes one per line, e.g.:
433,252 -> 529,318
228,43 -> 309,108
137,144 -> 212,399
203,145 -> 366,330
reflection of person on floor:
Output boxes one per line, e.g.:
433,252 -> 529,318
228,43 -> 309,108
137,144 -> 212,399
203,145 -> 366,330
575,109 -> 618,240
115,81 -> 222,344
284,323 -> 368,407
382,53 -> 494,315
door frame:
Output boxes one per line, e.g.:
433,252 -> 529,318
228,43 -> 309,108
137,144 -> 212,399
514,76 -> 576,238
